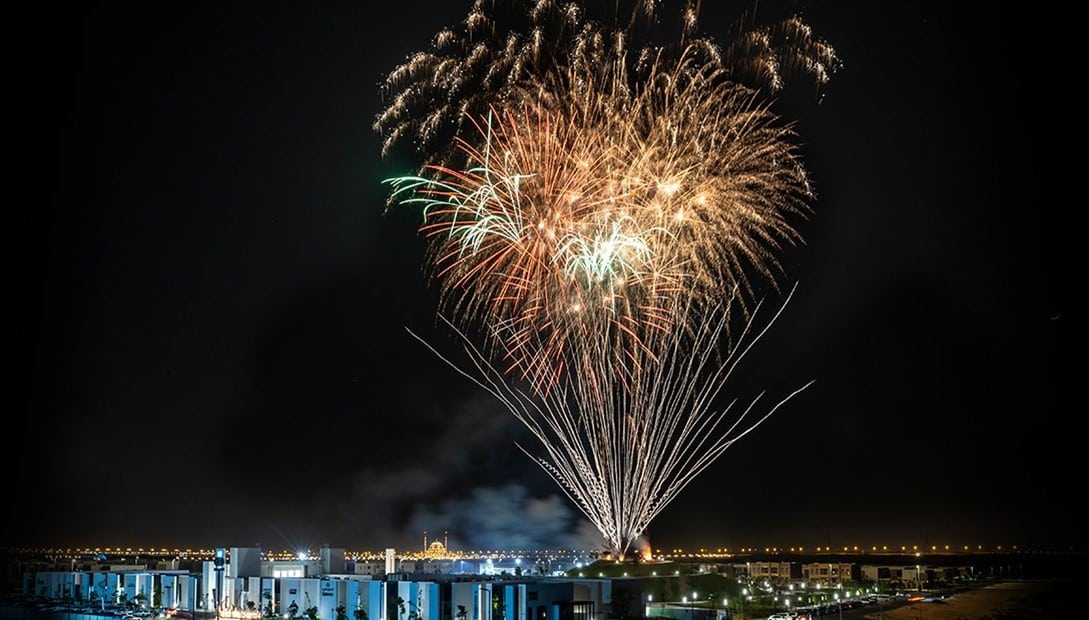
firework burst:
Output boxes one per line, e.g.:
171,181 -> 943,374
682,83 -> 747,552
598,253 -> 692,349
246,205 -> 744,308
386,49 -> 812,386
375,0 -> 837,558
374,0 -> 839,170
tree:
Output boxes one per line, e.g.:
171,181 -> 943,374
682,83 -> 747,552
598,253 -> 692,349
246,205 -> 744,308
395,596 -> 406,620
95,577 -> 110,610
405,590 -> 426,620
305,606 -> 320,620
455,605 -> 467,620
354,607 -> 369,620
609,589 -> 636,620
288,600 -> 300,619
336,605 -> 349,620
263,593 -> 275,618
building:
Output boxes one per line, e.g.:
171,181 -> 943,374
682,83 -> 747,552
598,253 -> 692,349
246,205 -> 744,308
799,562 -> 855,583
744,562 -> 798,582
20,547 -> 617,620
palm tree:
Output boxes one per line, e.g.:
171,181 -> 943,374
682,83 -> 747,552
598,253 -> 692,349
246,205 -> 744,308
396,597 -> 406,620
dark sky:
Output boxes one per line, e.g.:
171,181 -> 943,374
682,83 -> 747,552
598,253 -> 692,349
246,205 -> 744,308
13,1 -> 1076,554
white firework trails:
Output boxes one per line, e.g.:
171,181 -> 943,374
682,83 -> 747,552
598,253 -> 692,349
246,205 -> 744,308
411,286 -> 812,558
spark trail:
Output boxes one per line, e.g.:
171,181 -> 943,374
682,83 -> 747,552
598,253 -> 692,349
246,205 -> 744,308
411,287 -> 813,556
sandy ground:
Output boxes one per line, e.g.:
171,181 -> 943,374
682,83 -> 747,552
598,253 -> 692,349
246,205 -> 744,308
861,580 -> 1077,620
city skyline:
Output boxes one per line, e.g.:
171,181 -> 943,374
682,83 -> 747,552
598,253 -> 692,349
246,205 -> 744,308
13,0 -> 1075,553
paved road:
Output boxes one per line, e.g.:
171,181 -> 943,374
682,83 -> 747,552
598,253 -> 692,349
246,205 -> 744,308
745,598 -> 913,619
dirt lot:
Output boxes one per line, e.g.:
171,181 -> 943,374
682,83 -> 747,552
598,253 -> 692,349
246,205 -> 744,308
862,580 -> 1078,619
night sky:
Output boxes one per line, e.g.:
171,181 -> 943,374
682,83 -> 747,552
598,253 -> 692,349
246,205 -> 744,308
13,1 -> 1076,554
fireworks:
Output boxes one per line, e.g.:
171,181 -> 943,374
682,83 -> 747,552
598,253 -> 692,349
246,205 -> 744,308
413,287 -> 813,556
385,52 -> 812,386
374,0 -> 839,170
375,0 -> 837,558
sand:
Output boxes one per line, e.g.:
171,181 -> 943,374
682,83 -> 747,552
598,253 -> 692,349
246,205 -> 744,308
861,580 -> 1076,620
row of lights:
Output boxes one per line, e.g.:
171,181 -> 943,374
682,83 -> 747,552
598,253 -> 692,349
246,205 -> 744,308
20,548 -> 218,558
20,543 -> 1027,560
661,544 -> 1018,556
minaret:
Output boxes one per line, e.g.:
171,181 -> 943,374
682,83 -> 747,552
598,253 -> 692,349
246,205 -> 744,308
444,530 -> 448,552
423,531 -> 428,552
